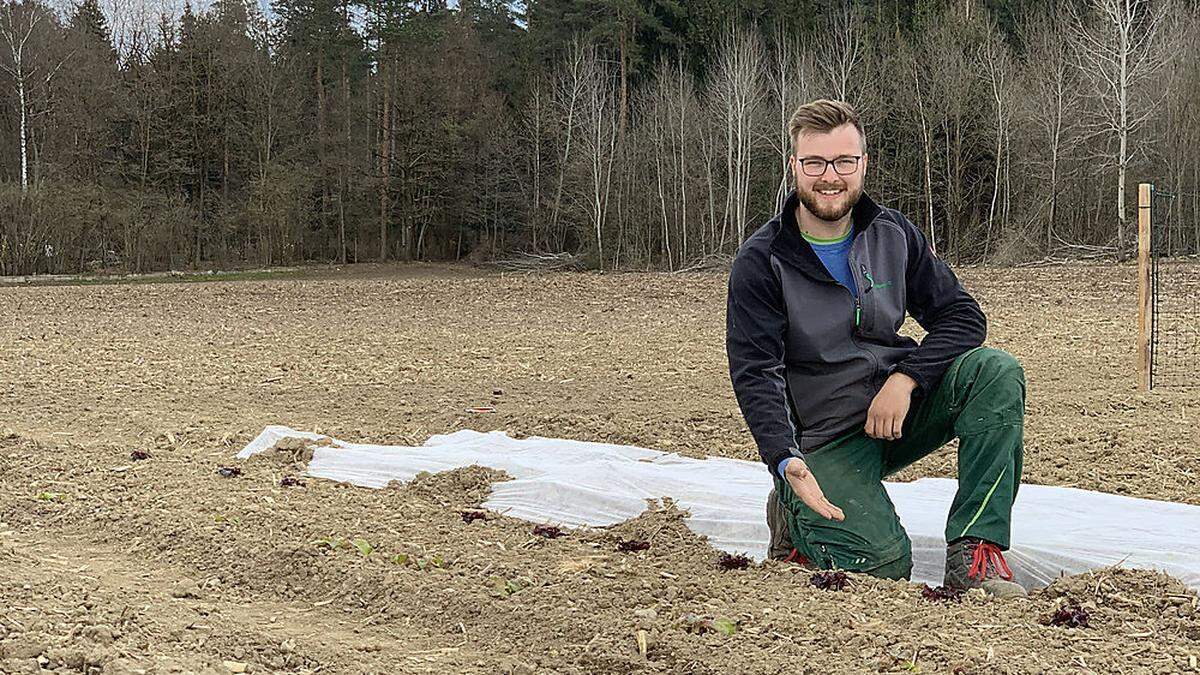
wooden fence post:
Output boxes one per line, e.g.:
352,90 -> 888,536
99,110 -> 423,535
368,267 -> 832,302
1137,183 -> 1152,391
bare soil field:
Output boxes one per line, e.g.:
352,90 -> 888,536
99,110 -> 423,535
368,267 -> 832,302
2,262 -> 1198,673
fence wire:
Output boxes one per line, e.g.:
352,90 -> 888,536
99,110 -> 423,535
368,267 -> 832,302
1149,187 -> 1200,389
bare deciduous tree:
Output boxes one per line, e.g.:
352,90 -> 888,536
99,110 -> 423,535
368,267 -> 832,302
1018,7 -> 1083,253
767,21 -> 811,210
0,0 -> 65,192
1069,0 -> 1170,251
977,20 -> 1014,260
710,23 -> 765,248
815,0 -> 864,103
550,38 -> 587,248
575,43 -> 619,268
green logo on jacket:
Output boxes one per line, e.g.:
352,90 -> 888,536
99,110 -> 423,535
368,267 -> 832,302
863,270 -> 892,290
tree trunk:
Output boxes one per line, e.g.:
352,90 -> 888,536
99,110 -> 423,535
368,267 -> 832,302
379,54 -> 392,261
17,72 -> 28,192
316,51 -> 328,256
339,55 -> 349,264
618,10 -> 628,142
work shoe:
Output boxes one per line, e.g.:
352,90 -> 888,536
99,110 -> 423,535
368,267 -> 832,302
944,537 -> 1027,598
766,488 -> 794,560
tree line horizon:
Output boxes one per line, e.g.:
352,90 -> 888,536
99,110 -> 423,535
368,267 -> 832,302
1,0 -> 1198,275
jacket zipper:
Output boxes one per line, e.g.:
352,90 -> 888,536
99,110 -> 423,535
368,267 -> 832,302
848,256 -> 866,331
849,251 -> 882,387
856,263 -> 872,328
828,278 -> 859,330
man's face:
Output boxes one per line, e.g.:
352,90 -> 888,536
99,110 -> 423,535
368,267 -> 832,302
791,123 -> 868,223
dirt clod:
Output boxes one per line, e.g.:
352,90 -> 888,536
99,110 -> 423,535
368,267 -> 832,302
170,579 -> 202,599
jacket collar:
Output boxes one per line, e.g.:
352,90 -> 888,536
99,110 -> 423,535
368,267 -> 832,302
771,189 -> 884,281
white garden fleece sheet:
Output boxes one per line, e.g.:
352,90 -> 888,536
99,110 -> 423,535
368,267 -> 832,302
239,426 -> 1200,591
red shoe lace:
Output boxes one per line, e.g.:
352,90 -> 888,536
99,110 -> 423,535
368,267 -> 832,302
967,541 -> 1014,581
783,548 -> 811,566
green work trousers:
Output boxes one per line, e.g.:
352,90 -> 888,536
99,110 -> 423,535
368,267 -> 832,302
773,347 -> 1025,580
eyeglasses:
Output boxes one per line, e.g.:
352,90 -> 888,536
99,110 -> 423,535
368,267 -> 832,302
795,155 -> 862,177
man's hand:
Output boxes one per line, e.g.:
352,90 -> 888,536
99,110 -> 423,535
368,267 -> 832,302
784,459 -> 844,521
865,372 -> 918,440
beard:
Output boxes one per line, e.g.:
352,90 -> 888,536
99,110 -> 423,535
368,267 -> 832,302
797,181 -> 863,222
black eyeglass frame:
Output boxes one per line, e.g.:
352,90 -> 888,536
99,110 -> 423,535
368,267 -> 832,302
794,154 -> 863,177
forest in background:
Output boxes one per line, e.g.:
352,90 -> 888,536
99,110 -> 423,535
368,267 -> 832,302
1,0 -> 1198,275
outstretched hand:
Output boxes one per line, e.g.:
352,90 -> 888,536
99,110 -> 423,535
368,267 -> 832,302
784,459 -> 844,521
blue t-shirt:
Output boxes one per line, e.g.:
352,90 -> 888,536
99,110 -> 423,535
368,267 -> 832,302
778,226 -> 855,478
807,227 -> 856,297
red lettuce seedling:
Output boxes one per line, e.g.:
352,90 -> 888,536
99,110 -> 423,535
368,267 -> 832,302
617,539 -> 651,552
460,510 -> 487,524
130,450 -> 151,461
280,476 -> 305,488
921,585 -> 964,602
810,570 -> 849,591
1047,602 -> 1090,628
216,466 -> 242,478
717,553 -> 752,570
532,524 -> 564,538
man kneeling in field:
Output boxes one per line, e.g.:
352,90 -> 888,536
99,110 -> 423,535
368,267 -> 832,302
726,99 -> 1026,596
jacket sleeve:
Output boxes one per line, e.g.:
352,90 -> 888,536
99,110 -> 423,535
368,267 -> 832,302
726,247 -> 797,480
887,211 -> 987,396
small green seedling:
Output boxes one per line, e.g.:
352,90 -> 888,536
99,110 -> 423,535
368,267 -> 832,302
490,575 -> 532,597
351,538 -> 374,557
679,614 -> 737,636
310,536 -> 349,551
36,492 -> 66,502
415,555 -> 445,571
391,553 -> 444,570
712,618 -> 737,636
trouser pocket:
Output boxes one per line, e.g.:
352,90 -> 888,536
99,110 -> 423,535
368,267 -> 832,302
774,469 -> 913,579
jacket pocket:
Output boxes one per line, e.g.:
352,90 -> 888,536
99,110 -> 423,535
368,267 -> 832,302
858,262 -> 905,342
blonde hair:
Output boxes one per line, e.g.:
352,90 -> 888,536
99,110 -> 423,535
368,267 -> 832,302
788,99 -> 866,153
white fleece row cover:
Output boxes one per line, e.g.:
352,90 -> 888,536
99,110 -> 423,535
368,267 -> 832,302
238,426 -> 1200,591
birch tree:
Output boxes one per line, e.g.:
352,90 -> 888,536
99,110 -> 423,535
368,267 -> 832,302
815,0 -> 863,103
0,0 -> 64,192
1069,0 -> 1169,252
767,22 -> 811,210
710,23 -> 764,248
575,44 -> 618,267
896,39 -> 939,255
550,38 -> 588,248
977,20 -> 1014,260
1018,7 -> 1083,253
